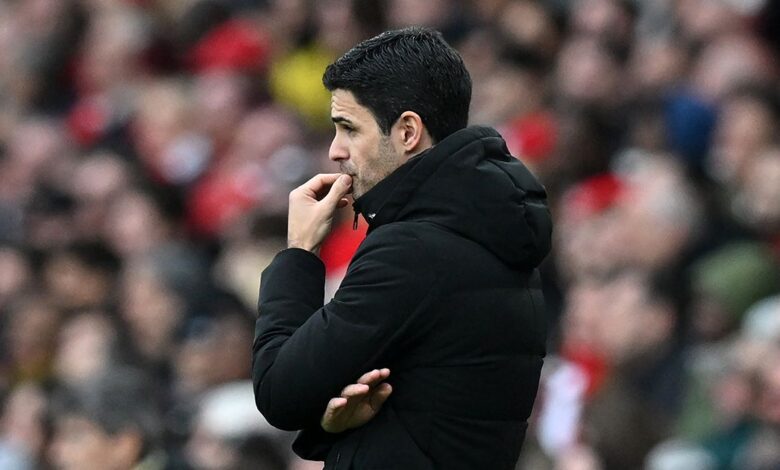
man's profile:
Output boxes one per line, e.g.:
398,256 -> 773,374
252,27 -> 551,469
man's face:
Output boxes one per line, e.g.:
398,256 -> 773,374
328,89 -> 404,199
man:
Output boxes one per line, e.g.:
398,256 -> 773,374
49,369 -> 168,470
252,27 -> 551,469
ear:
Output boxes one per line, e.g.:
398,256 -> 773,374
394,111 -> 432,156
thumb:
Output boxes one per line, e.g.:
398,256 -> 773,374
323,174 -> 352,206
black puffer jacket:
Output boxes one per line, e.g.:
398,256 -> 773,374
253,126 -> 552,469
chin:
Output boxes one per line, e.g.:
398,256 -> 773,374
351,183 -> 365,199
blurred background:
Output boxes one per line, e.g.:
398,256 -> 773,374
0,0 -> 779,469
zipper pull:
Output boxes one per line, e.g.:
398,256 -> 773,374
353,211 -> 359,230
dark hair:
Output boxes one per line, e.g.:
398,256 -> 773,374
52,369 -> 163,454
60,241 -> 121,275
724,81 -> 780,121
323,27 -> 472,143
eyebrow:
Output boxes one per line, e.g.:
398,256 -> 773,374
331,116 -> 354,126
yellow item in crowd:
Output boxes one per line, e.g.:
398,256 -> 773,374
270,45 -> 335,129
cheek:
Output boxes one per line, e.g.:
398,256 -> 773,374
349,139 -> 374,173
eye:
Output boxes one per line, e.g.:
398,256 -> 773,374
334,120 -> 357,136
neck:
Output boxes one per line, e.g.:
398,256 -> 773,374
406,134 -> 434,160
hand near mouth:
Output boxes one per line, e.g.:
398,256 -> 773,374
287,173 -> 353,254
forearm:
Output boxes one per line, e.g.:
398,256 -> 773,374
254,173 -> 355,429
252,248 -> 327,429
252,226 -> 436,430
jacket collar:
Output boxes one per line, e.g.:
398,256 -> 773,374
349,126 -> 552,268
351,126 -> 505,233
351,146 -> 429,233
352,127 -> 510,232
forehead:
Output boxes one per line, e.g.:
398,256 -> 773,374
330,89 -> 374,122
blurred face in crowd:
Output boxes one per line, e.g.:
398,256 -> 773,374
629,39 -> 686,94
614,156 -> 700,270
133,81 -> 193,170
119,263 -> 184,361
175,315 -> 254,393
596,273 -> 673,363
0,247 -> 31,308
266,0 -> 309,49
675,0 -> 742,41
708,340 -> 765,426
71,153 -> 131,237
571,0 -> 633,43
78,6 -> 146,93
556,35 -> 620,105
556,207 -> 625,280
691,35 -> 773,101
185,423 -> 240,470
562,278 -> 611,350
471,62 -> 539,125
387,0 -> 449,30
6,299 -> 61,379
54,312 -> 116,386
711,95 -> 776,186
104,190 -> 170,258
738,149 -> 780,231
496,0 -> 558,56
194,71 -> 248,145
43,254 -> 112,310
562,274 -> 673,364
328,89 -> 406,199
1,384 -> 47,458
758,349 -> 780,425
0,119 -> 67,202
49,415 -> 141,470
315,0 -> 361,54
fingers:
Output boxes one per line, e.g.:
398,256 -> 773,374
322,174 -> 352,206
327,396 -> 348,410
291,173 -> 342,201
321,396 -> 348,432
332,368 -> 391,404
369,383 -> 393,410
300,173 -> 351,198
302,173 -> 342,192
291,173 -> 352,210
321,373 -> 393,434
340,383 -> 370,397
357,368 -> 391,387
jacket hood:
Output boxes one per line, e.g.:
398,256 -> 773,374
353,126 -> 552,269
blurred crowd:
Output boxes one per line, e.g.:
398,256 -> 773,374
0,0 -> 779,469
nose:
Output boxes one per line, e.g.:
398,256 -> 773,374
328,134 -> 348,162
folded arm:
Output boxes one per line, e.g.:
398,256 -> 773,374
252,225 -> 436,431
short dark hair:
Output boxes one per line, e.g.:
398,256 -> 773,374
53,369 -> 162,451
323,27 -> 472,143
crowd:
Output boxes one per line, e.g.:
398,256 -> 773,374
0,0 -> 778,469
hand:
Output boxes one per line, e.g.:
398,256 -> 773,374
321,368 -> 393,433
287,173 -> 352,254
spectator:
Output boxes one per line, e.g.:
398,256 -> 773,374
48,369 -> 168,470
